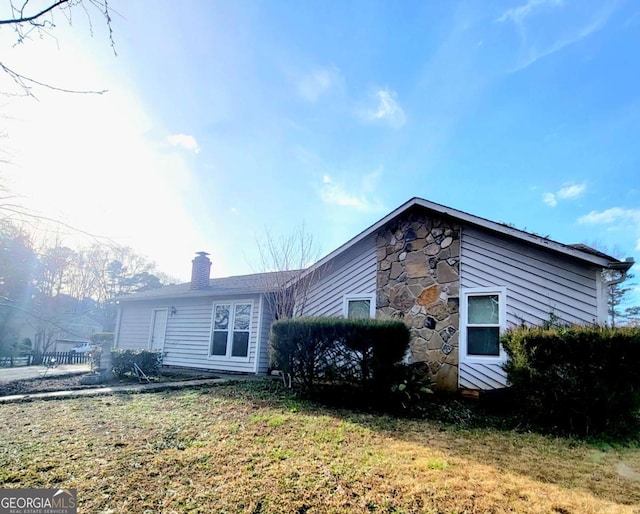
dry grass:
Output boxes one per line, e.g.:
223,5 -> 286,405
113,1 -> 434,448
0,381 -> 639,513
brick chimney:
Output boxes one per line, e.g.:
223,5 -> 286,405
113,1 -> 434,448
190,251 -> 211,290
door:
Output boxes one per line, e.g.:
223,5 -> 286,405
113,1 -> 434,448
149,309 -> 168,351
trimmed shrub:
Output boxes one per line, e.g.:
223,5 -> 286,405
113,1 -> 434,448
270,317 -> 411,396
502,325 -> 640,435
91,332 -> 115,346
111,349 -> 163,378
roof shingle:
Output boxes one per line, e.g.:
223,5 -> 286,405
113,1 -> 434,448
117,270 -> 301,302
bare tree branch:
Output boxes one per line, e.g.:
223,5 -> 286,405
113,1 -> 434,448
255,225 -> 327,320
0,0 -> 116,97
0,62 -> 108,98
0,0 -> 69,26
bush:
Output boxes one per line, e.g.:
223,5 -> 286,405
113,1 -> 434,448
111,349 -> 163,378
91,332 -> 115,346
270,317 -> 410,397
389,361 -> 434,413
502,325 -> 640,435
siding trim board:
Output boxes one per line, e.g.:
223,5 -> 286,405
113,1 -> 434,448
254,294 -> 264,373
207,299 -> 256,365
342,293 -> 376,318
148,308 -> 169,352
459,287 -> 507,366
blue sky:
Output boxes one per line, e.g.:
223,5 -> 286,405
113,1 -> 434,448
1,0 -> 638,303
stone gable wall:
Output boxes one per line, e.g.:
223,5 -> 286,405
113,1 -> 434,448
376,211 -> 461,391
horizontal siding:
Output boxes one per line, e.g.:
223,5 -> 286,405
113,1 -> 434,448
162,298 -> 214,368
258,297 -> 275,373
303,235 -> 377,317
117,303 -> 153,349
118,294 -> 262,373
459,362 -> 508,389
461,227 -> 599,327
460,226 -> 600,390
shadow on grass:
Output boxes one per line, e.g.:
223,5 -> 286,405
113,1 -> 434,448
190,378 -> 640,508
180,378 -> 640,445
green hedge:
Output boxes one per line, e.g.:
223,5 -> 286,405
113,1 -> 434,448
111,349 -> 163,378
270,317 -> 411,394
502,326 -> 640,435
91,332 -> 115,345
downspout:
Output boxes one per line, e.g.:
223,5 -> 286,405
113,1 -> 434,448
603,270 -> 628,289
113,301 -> 122,348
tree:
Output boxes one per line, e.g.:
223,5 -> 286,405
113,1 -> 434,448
582,241 -> 637,327
37,241 -> 77,297
0,217 -> 174,350
623,305 -> 640,327
0,220 -> 37,355
606,272 -> 638,327
0,0 -> 115,97
255,225 -> 326,320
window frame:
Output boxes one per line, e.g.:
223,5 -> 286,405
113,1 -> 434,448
208,300 -> 254,361
342,293 -> 376,319
460,287 -> 507,363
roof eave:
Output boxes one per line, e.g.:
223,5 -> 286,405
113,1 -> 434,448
295,197 -> 631,280
116,288 -> 274,303
606,259 -> 635,272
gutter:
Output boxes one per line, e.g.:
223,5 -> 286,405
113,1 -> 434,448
603,257 -> 634,288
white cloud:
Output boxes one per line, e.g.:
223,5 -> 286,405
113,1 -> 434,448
497,0 -> 615,72
542,192 -> 557,207
297,66 -> 341,102
360,88 -> 406,129
543,182 -> 586,206
497,0 -> 564,25
167,134 -> 200,154
557,183 -> 586,199
578,207 -> 640,225
319,168 -> 385,212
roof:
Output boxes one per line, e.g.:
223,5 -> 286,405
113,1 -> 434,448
117,270 -> 301,302
293,197 -> 634,283
120,197 -> 635,304
566,244 -> 634,270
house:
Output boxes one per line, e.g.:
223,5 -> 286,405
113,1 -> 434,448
47,313 -> 104,352
114,197 -> 634,391
17,295 -> 103,353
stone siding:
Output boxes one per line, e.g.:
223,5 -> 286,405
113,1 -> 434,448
376,211 -> 461,391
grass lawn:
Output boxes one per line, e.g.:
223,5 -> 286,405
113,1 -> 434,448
0,380 -> 639,513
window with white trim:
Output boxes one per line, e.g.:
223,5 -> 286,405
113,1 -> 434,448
210,301 -> 252,358
343,294 -> 375,319
461,288 -> 506,359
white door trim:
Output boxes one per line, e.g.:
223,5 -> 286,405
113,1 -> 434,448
148,308 -> 168,352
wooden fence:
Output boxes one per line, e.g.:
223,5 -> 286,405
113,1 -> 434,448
0,352 -> 89,367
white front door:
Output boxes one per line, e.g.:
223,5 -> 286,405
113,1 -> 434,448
149,309 -> 168,351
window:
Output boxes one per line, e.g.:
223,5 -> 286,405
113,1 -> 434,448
461,288 -> 506,359
343,294 -> 375,319
210,301 -> 252,358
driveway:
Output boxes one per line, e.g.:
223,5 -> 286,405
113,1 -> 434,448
0,363 -> 90,382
